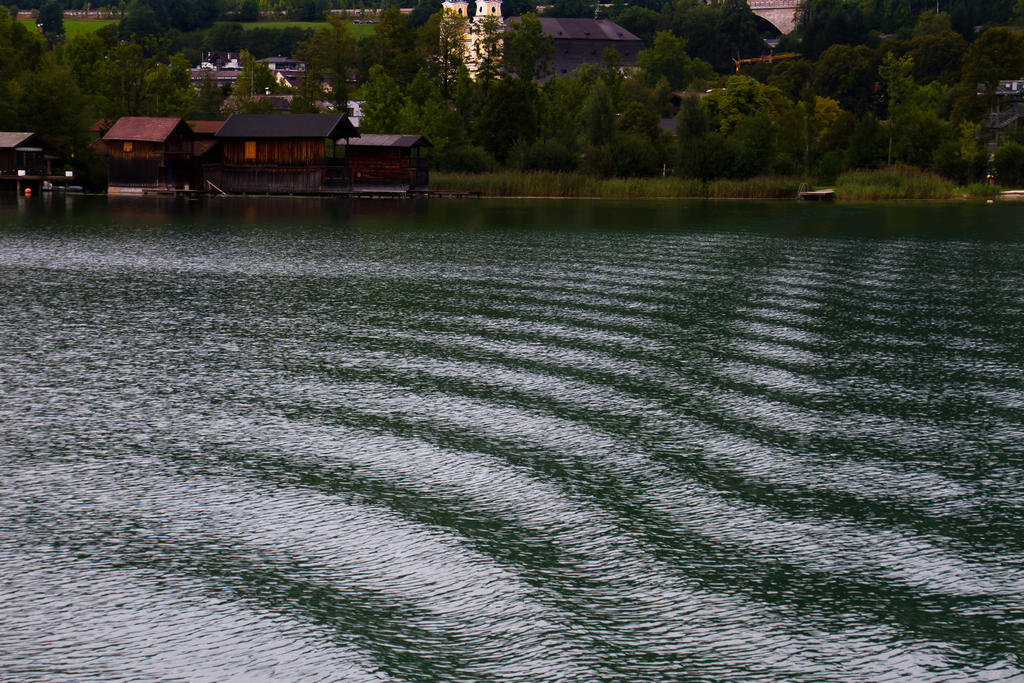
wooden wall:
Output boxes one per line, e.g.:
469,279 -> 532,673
347,147 -> 417,186
0,149 -> 16,174
220,139 -> 324,167
204,165 -> 325,194
107,140 -> 164,187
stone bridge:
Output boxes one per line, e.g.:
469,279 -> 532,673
747,0 -> 800,34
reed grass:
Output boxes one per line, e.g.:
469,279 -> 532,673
961,183 -> 1003,199
834,165 -> 958,200
432,171 -> 808,199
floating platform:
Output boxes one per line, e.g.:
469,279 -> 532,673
798,189 -> 835,201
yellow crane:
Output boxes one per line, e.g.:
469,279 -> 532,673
734,52 -> 801,72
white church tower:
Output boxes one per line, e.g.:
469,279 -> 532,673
443,0 -> 469,18
442,0 -> 502,78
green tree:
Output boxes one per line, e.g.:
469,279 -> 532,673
37,0 -> 63,39
812,44 -> 877,115
637,31 -> 711,90
846,113 -> 887,169
538,74 -> 587,143
238,0 -> 260,22
580,77 -> 614,146
584,132 -> 660,177
205,22 -> 246,51
359,6 -> 421,86
542,0 -> 589,18
298,16 -> 357,111
616,101 -> 659,141
703,74 -> 773,135
419,9 -> 467,97
144,53 -> 195,117
908,30 -> 966,86
795,0 -> 872,61
676,131 -> 737,181
400,69 -> 468,153
0,8 -> 45,83
192,71 -> 226,119
878,52 -> 914,165
502,13 -> 552,82
360,63 -> 404,133
993,140 -> 1024,187
611,6 -> 657,45
119,0 -> 162,40
952,28 -> 1024,123
93,41 -> 157,118
228,49 -> 276,111
660,0 -> 764,73
476,76 -> 537,161
674,94 -> 707,143
732,112 -> 776,177
14,57 -> 88,162
473,14 -> 503,89
912,9 -> 951,36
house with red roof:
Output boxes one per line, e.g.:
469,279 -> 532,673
100,117 -> 196,193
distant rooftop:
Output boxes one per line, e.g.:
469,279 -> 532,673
103,117 -> 191,143
216,113 -> 357,139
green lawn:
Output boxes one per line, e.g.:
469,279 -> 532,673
20,19 -> 116,38
228,20 -> 376,37
21,18 -> 375,39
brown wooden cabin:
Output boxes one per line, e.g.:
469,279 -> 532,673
344,134 -> 432,192
205,113 -> 357,195
0,132 -> 46,176
101,117 -> 196,193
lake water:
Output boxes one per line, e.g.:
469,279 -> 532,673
1,195 -> 1022,682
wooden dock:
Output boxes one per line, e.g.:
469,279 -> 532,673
798,189 -> 835,201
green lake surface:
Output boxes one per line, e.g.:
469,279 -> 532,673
1,195 -> 1022,681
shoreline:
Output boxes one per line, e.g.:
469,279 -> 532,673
431,169 -> 1008,201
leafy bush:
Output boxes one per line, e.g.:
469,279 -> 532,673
508,138 -> 579,173
814,150 -> 846,184
434,145 -> 498,173
582,133 -> 661,178
993,141 -> 1024,188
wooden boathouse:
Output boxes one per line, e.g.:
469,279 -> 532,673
0,132 -> 71,193
204,113 -> 358,195
101,117 -> 197,193
345,134 -> 432,193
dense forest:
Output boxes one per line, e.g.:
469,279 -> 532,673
3,0 -> 1024,189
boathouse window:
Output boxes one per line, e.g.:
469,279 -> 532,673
123,142 -> 133,153
245,140 -> 256,160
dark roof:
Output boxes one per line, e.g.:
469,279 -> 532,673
103,117 -> 193,142
345,134 -> 432,148
531,17 -> 641,42
188,120 -> 225,135
216,113 -> 357,139
0,132 -> 38,149
507,16 -> 643,78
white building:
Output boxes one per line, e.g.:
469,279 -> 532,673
442,0 -> 503,77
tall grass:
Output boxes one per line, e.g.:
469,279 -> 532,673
835,165 -> 958,200
432,171 -> 807,199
